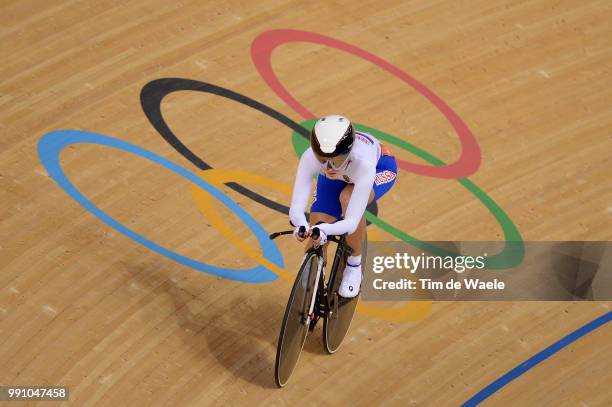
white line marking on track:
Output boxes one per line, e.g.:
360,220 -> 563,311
538,70 -> 550,78
42,305 -> 58,315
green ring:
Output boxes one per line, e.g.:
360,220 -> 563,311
291,119 -> 524,269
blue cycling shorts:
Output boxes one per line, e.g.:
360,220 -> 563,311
310,154 -> 397,220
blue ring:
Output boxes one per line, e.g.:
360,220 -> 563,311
37,130 -> 282,283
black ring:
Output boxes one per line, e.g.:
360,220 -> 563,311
140,78 -> 378,220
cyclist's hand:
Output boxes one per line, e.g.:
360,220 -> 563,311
293,225 -> 310,242
311,227 -> 327,246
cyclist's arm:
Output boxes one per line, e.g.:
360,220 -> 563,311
317,163 -> 376,236
289,148 -> 320,228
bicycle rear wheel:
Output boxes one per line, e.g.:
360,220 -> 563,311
274,252 -> 321,387
323,233 -> 367,354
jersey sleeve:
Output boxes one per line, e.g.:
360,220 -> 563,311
289,148 -> 320,228
317,161 -> 376,236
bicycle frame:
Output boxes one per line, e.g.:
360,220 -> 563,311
270,230 -> 352,326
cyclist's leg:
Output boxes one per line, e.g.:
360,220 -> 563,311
337,156 -> 397,297
337,185 -> 372,297
342,154 -> 398,254
305,174 -> 346,253
340,185 -> 374,255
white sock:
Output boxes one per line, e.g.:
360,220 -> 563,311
347,255 -> 362,268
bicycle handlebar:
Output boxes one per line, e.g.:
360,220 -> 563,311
268,230 -> 294,240
268,228 -> 344,243
310,226 -> 320,241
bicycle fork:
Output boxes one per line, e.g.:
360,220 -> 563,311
304,255 -> 325,326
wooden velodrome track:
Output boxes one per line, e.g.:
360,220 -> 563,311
1,0 -> 611,405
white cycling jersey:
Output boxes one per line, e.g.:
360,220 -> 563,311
289,131 -> 382,236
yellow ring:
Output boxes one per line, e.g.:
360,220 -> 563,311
191,169 -> 294,280
190,168 -> 431,322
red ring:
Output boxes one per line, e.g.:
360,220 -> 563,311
251,29 -> 481,179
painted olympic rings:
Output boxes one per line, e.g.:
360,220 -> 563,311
38,29 -> 524,321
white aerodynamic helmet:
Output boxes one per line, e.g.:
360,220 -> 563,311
310,115 -> 355,167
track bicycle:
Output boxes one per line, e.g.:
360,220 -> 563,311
269,225 -> 367,387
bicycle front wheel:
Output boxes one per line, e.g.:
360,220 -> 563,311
274,251 -> 321,387
323,232 -> 367,354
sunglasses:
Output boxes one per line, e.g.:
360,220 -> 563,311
315,153 -> 350,169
